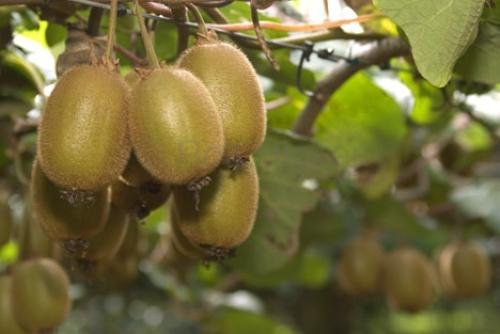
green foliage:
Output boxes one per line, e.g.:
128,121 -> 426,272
315,73 -> 407,168
232,130 -> 338,274
376,0 -> 485,87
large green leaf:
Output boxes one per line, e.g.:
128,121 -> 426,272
455,22 -> 500,84
231,130 -> 338,274
376,0 -> 485,87
315,73 -> 406,168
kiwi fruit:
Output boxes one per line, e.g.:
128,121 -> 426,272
111,178 -> 171,219
129,66 -> 224,184
178,38 -> 266,162
437,241 -> 491,298
0,201 -> 12,248
74,205 -> 129,262
384,247 -> 434,313
11,258 -> 71,332
337,233 -> 385,296
170,204 -> 207,260
121,153 -> 157,187
18,203 -> 56,260
173,158 -> 259,258
38,64 -> 131,191
31,161 -> 110,245
0,275 -> 25,334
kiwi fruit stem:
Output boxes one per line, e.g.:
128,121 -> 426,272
134,0 -> 160,69
186,3 -> 208,36
105,0 -> 118,62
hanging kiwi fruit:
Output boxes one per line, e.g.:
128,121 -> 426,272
73,205 -> 129,263
337,232 -> 385,296
32,159 -> 111,253
11,258 -> 71,332
0,275 -> 25,334
37,0 -> 130,192
384,247 -> 435,313
178,15 -> 266,166
437,240 -> 491,298
172,158 -> 259,260
128,1 -> 224,185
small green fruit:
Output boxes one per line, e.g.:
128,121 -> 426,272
11,258 -> 71,332
338,233 -> 385,296
437,241 -> 491,298
384,247 -> 434,313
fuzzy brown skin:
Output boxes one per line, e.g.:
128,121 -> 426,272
31,161 -> 110,241
173,158 -> 259,249
129,67 -> 224,184
338,234 -> 385,296
11,258 -> 71,332
437,241 -> 491,298
0,276 -> 24,334
384,247 -> 435,313
178,41 -> 266,161
38,64 -> 131,191
74,205 -> 129,261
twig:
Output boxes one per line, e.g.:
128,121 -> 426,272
139,0 -> 172,17
172,6 -> 189,55
250,0 -> 278,70
206,14 -> 381,32
114,43 -> 147,66
87,7 -> 104,36
292,37 -> 409,136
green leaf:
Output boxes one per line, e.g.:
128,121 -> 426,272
455,22 -> 500,84
45,22 -> 66,47
231,130 -> 338,274
376,0 -> 485,87
206,308 -> 297,334
239,250 -> 330,289
359,154 -> 400,199
400,71 -> 445,124
266,87 -> 306,130
315,73 -> 406,168
452,180 -> 500,232
1,51 -> 44,95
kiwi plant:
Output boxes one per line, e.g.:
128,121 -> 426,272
11,258 -> 71,332
384,247 -> 435,313
337,232 -> 385,296
437,240 -> 491,298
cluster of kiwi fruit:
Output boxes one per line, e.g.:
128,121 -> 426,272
337,232 -> 491,313
32,0 -> 264,267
